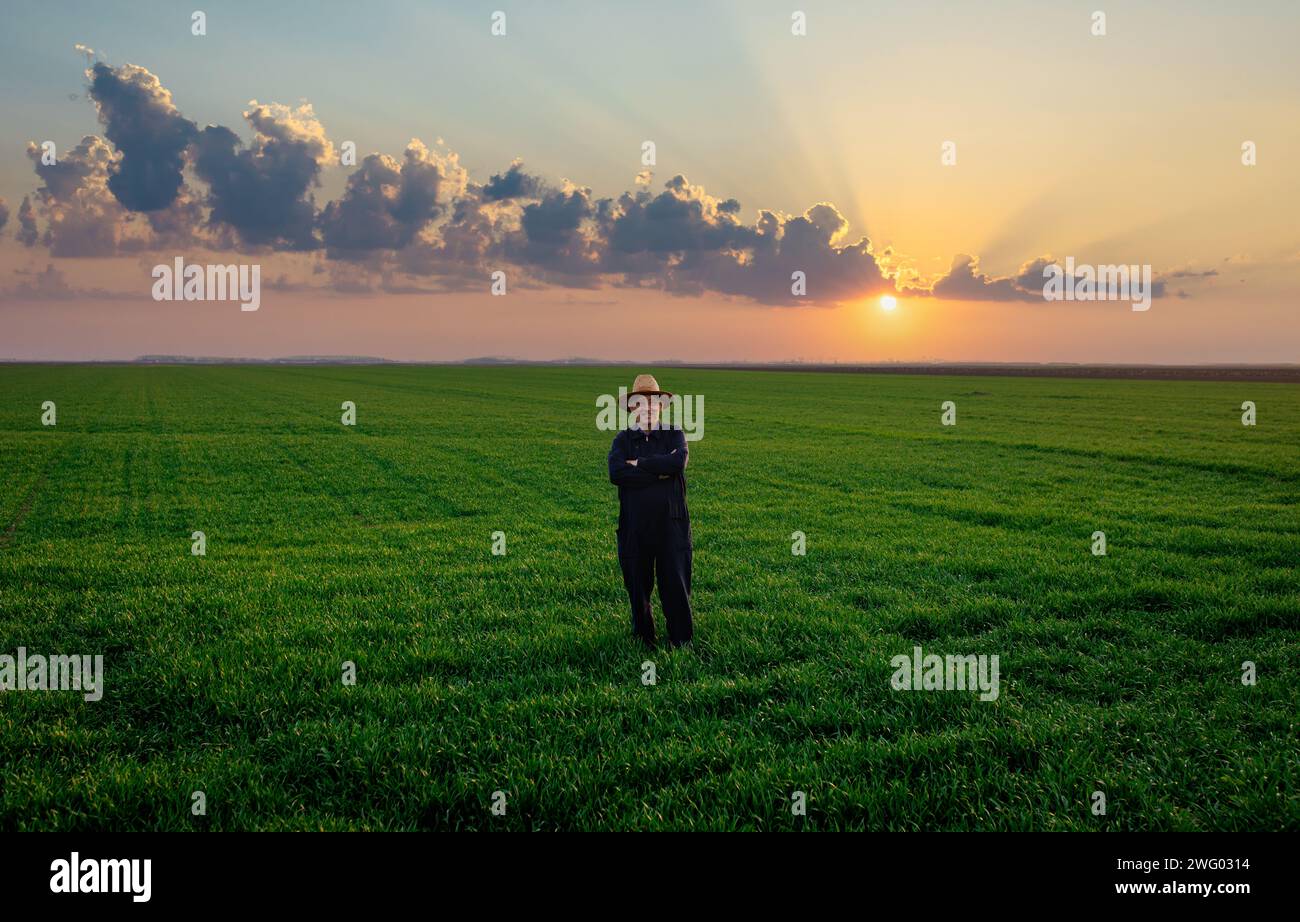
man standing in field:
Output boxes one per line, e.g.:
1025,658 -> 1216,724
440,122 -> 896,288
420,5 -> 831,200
607,374 -> 693,648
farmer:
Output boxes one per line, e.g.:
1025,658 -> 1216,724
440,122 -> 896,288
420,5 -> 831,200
607,374 -> 693,647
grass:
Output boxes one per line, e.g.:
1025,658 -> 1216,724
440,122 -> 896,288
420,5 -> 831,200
0,363 -> 1296,830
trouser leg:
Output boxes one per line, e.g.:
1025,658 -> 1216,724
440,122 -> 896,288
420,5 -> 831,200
656,543 -> 693,647
620,552 -> 656,644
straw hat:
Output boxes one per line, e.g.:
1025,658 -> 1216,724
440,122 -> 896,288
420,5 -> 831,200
623,373 -> 672,408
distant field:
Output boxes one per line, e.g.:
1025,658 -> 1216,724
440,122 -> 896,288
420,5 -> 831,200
0,364 -> 1296,831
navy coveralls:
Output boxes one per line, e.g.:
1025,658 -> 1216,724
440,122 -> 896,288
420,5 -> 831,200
607,426 -> 693,647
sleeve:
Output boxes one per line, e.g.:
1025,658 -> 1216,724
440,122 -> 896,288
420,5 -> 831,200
608,432 -> 660,486
636,429 -> 688,475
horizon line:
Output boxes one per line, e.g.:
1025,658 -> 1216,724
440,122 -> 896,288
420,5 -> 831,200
2,358 -> 1299,384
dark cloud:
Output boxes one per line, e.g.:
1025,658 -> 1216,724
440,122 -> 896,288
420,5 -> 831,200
520,187 -> 592,250
606,178 -> 751,257
340,170 -> 895,303
692,201 -> 889,304
193,102 -> 332,250
23,122 -> 204,256
0,198 -> 8,234
927,254 -> 1167,303
482,160 -> 545,201
594,178 -> 889,304
929,254 -> 1041,302
320,140 -> 459,258
18,64 -> 333,255
87,62 -> 198,212
489,185 -> 606,284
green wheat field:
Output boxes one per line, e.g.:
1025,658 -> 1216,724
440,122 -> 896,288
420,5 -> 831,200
1,364 -> 1296,830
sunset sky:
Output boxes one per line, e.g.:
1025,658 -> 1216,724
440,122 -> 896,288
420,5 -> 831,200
1,0 -> 1297,362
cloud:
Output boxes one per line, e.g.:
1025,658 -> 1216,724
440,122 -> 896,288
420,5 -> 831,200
25,135 -> 123,257
22,120 -> 202,255
482,160 -> 546,201
0,198 -> 8,234
246,101 -> 334,166
684,199 -> 890,304
192,102 -> 332,250
504,184 -> 603,279
17,58 -> 1192,309
604,176 -> 749,258
16,57 -> 903,301
394,196 -> 502,288
87,62 -> 198,212
16,196 -> 38,247
926,254 -> 1169,303
143,187 -> 208,248
320,139 -> 463,258
928,254 -> 1043,302
593,178 -> 890,304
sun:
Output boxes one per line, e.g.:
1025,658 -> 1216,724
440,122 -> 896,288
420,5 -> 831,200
880,295 -> 898,311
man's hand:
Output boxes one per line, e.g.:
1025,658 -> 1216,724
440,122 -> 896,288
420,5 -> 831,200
626,458 -> 638,467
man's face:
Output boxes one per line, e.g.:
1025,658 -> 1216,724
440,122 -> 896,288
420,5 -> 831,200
631,395 -> 662,430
